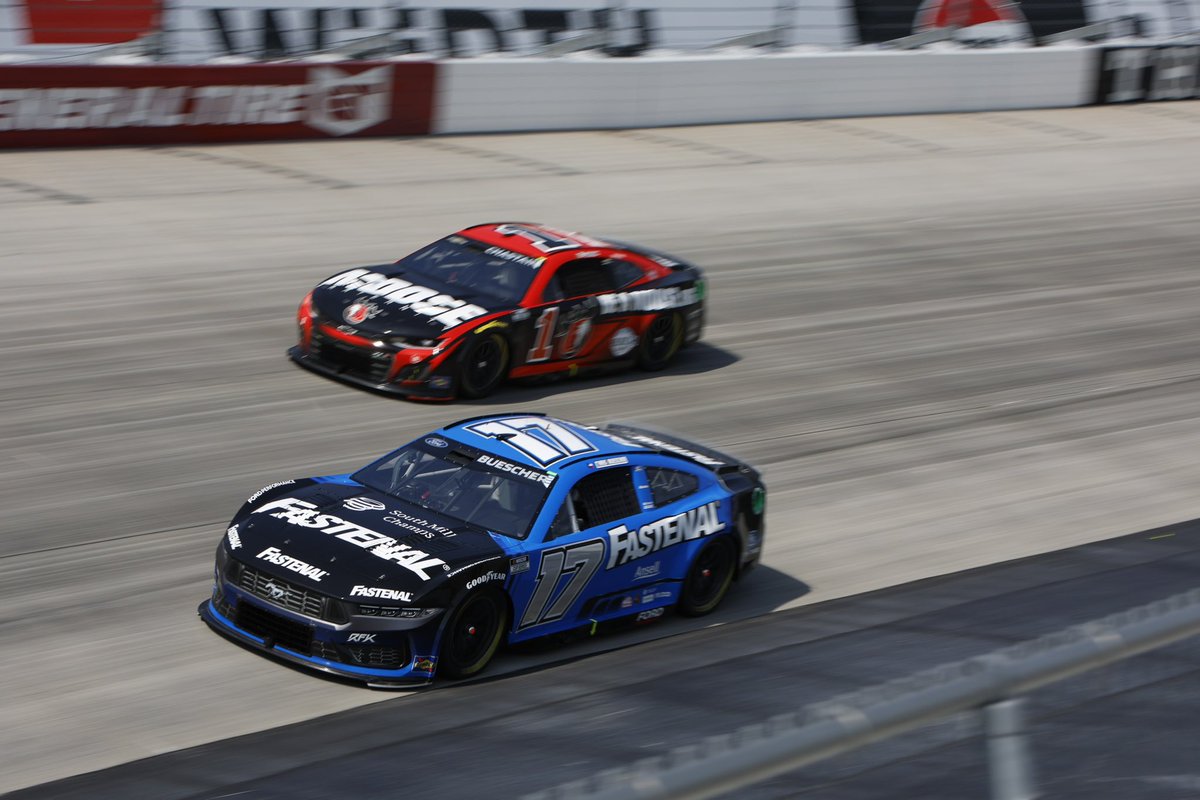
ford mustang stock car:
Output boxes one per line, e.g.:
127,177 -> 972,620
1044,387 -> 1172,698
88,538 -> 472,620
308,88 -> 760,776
199,413 -> 765,687
288,222 -> 706,400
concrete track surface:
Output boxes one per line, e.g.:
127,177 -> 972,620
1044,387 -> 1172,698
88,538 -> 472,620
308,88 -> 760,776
15,520 -> 1200,800
2,102 -> 1199,793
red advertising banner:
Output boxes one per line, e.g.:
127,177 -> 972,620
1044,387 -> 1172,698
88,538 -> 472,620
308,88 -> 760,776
22,0 -> 162,45
0,61 -> 437,147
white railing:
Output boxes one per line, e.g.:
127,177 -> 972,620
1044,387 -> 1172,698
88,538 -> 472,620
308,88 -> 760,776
525,588 -> 1200,800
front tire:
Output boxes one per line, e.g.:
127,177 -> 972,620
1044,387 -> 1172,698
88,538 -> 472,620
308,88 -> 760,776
677,536 -> 736,617
438,590 -> 508,679
458,333 -> 510,399
637,313 -> 683,371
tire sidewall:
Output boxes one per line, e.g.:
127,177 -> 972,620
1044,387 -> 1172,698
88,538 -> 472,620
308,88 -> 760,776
457,332 -> 510,399
438,589 -> 508,679
677,535 -> 737,617
636,312 -> 683,371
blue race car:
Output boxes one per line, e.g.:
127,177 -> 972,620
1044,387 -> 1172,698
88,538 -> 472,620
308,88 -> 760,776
199,413 -> 765,686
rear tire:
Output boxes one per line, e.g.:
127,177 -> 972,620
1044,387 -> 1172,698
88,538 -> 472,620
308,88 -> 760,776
636,313 -> 683,371
438,589 -> 508,679
677,536 -> 736,617
458,333 -> 510,399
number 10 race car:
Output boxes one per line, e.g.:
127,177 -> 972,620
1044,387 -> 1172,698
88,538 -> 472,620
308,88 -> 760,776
199,414 -> 765,686
288,223 -> 706,400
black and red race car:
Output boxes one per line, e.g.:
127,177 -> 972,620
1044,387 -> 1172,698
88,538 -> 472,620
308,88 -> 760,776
288,223 -> 706,400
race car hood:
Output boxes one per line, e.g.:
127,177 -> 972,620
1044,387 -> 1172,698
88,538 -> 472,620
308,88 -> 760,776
229,483 -> 506,603
311,266 -> 512,340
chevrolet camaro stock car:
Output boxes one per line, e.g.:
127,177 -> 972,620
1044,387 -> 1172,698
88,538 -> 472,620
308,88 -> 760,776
288,222 -> 706,400
199,414 -> 766,686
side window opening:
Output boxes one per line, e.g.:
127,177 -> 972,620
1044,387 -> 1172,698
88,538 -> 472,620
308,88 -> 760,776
647,467 -> 699,507
607,258 -> 645,289
548,494 -> 578,540
555,258 -> 617,298
541,275 -> 564,303
548,468 -> 639,539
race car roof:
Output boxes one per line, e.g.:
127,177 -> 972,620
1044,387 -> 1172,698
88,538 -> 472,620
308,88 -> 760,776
458,222 -> 614,259
441,413 -> 650,471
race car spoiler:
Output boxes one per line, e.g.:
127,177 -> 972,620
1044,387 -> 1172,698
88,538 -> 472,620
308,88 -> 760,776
603,423 -> 747,472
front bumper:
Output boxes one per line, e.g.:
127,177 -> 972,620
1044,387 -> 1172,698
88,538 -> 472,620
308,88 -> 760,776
288,345 -> 457,401
199,580 -> 441,688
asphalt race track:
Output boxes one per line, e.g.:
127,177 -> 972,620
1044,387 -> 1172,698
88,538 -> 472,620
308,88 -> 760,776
2,102 -> 1200,795
14,519 -> 1200,799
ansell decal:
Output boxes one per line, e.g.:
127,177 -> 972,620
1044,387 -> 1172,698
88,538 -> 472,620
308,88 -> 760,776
633,560 -> 661,580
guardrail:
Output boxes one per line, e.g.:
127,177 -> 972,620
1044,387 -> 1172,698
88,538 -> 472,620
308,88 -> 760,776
525,587 -> 1200,800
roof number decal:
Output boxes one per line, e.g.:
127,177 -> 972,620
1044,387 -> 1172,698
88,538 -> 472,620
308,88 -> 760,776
466,416 -> 597,466
494,224 -> 580,253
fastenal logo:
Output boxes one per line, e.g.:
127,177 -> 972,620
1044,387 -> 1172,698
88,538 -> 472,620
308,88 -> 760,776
350,585 -> 413,602
607,502 -> 726,569
344,496 -> 386,512
256,546 -> 328,582
255,497 -> 447,581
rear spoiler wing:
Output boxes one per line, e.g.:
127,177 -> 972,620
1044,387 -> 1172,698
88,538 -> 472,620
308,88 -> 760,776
603,422 -> 751,474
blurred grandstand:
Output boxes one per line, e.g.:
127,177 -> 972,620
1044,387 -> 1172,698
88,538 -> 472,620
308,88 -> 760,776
0,0 -> 1195,64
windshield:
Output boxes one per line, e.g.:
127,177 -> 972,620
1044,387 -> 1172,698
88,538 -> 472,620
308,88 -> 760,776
397,236 -> 542,307
351,441 -> 554,539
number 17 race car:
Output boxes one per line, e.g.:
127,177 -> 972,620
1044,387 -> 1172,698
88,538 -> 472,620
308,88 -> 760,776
199,413 -> 765,687
288,223 -> 706,400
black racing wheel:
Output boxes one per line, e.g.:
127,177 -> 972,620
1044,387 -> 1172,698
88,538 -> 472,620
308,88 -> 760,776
458,332 -> 510,399
438,589 -> 509,679
677,536 -> 736,617
636,313 -> 684,371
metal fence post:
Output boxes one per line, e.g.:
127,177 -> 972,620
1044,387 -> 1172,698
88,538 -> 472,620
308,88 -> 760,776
774,1 -> 797,49
984,698 -> 1038,800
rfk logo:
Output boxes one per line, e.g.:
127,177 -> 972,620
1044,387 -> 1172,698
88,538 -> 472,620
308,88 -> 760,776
306,65 -> 391,137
